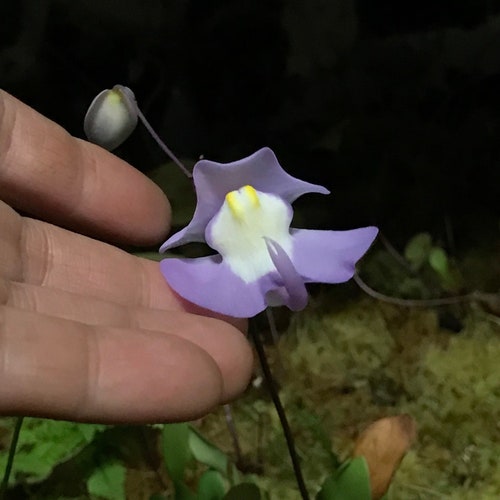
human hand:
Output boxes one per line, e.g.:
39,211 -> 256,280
0,89 -> 253,423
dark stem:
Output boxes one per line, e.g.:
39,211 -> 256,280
265,308 -> 285,374
0,416 -> 24,499
250,315 -> 310,500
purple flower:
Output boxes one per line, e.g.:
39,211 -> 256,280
160,147 -> 378,318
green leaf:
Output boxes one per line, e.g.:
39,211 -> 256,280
428,247 -> 449,278
0,418 -> 106,484
162,423 -> 192,484
223,482 -> 261,500
404,233 -> 432,270
197,470 -> 226,500
148,161 -> 197,227
86,461 -> 126,500
188,427 -> 228,475
317,457 -> 371,500
428,247 -> 463,291
173,480 -> 197,500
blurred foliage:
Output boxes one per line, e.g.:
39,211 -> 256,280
362,231 -> 467,300
317,457 -> 372,500
148,160 -> 197,229
0,425 -> 163,498
0,419 -> 105,486
161,422 -> 264,500
86,461 -> 126,500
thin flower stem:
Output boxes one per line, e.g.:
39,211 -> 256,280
354,272 -> 475,307
223,404 -> 243,467
265,307 -> 280,346
250,315 -> 310,500
0,416 -> 24,499
135,107 -> 193,178
378,231 -> 413,272
265,308 -> 285,374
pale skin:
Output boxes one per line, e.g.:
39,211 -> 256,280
0,89 -> 253,423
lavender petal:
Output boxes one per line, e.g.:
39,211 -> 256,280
160,147 -> 329,252
160,255 -> 269,318
265,238 -> 308,311
291,227 -> 378,283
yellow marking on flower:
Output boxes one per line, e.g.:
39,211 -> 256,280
226,190 -> 245,219
225,185 -> 261,220
107,89 -> 123,105
211,188 -> 294,282
242,185 -> 260,207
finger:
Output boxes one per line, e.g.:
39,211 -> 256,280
0,89 -> 170,245
1,203 -> 246,330
4,279 -> 253,402
0,305 -> 242,423
1,202 -> 167,306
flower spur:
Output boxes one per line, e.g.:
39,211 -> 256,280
160,147 -> 378,318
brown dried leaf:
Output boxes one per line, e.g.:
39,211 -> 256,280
353,414 -> 417,500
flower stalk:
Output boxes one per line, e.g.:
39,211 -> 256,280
0,416 -> 24,499
250,314 -> 310,500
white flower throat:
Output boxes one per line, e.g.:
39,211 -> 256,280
208,185 -> 294,282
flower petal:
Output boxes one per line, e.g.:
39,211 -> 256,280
291,226 -> 378,283
205,189 -> 294,283
160,147 -> 329,252
160,255 -> 269,318
265,238 -> 308,311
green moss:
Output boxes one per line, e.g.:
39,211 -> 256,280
201,297 -> 500,499
394,318 -> 500,499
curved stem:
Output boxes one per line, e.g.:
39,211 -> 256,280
0,417 -> 24,499
354,273 -> 475,307
378,232 -> 413,272
135,107 -> 192,178
250,315 -> 309,500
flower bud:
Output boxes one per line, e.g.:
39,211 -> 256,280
84,85 -> 138,150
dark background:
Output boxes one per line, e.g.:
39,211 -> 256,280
1,0 -> 499,252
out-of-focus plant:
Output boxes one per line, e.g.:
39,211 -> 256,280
355,231 -> 500,323
159,422 -> 261,500
403,232 -> 463,293
0,418 -> 123,498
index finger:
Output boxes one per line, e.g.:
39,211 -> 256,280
0,89 -> 171,246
